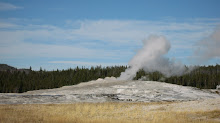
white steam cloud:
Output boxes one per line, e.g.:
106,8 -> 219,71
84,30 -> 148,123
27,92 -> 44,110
194,26 -> 220,63
118,35 -> 189,80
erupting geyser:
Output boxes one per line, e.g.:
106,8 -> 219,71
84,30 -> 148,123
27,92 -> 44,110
118,35 -> 189,80
193,26 -> 220,63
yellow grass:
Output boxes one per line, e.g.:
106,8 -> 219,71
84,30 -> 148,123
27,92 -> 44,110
0,102 -> 219,123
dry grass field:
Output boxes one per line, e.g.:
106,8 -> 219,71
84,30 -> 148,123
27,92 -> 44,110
0,99 -> 220,123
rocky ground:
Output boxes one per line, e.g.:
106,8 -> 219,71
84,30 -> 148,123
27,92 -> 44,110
0,77 -> 219,104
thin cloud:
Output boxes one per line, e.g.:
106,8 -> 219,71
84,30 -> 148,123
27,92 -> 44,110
49,61 -> 127,67
0,22 -> 19,28
0,42 -> 127,59
0,2 -> 22,11
0,19 -> 219,68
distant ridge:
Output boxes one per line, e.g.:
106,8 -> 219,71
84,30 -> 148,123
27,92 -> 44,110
0,64 -> 17,72
0,64 -> 30,73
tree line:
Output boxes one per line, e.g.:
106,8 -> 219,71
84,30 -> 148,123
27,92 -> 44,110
0,64 -> 219,93
0,66 -> 127,93
134,64 -> 220,89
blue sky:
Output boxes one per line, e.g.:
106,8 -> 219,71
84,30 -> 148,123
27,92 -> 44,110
0,0 -> 220,70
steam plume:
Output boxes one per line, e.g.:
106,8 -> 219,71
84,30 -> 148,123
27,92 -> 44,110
194,26 -> 220,63
118,35 -> 189,80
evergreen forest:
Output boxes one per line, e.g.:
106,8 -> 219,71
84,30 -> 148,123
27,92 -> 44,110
0,64 -> 220,93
